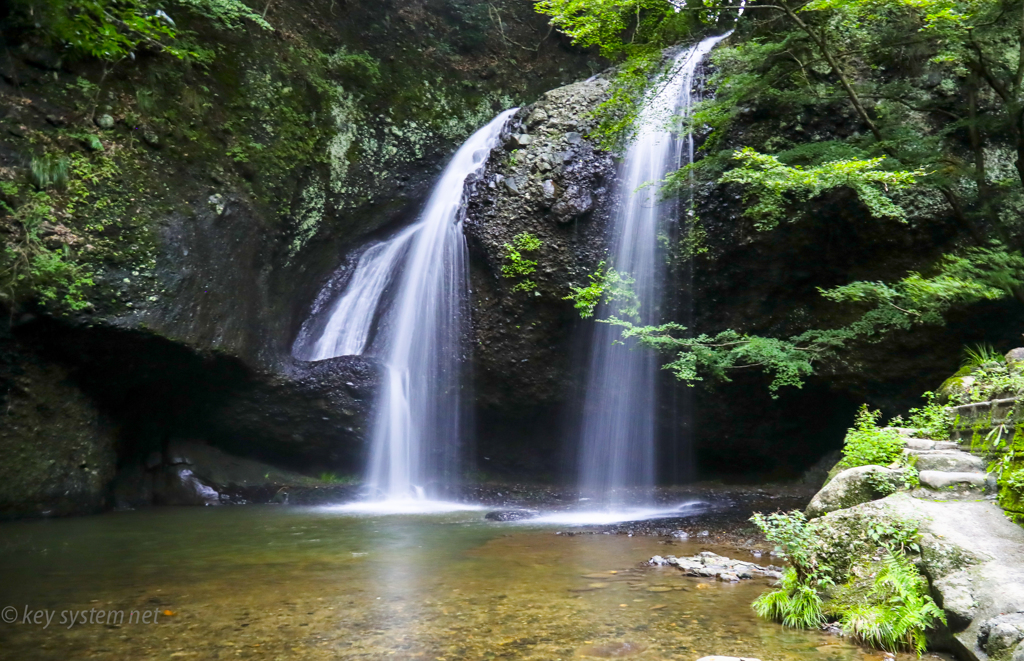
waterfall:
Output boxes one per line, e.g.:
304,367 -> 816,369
295,109 -> 518,502
576,35 -> 730,504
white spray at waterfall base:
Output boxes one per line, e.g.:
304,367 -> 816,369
576,34 -> 731,508
296,108 -> 517,509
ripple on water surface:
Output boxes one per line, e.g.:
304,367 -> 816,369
0,507 -> 940,661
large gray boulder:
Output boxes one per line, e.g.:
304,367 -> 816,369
806,465 -> 908,518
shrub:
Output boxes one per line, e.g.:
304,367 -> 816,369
753,567 -> 826,629
962,343 -> 1002,369
837,406 -> 905,470
902,392 -> 952,440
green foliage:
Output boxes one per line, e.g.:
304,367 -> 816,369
837,406 -> 905,471
718,148 -> 926,231
564,262 -> 608,318
30,155 -> 71,191
22,0 -> 181,61
594,242 -> 1024,395
564,261 -> 640,319
751,510 -> 819,571
12,0 -> 268,64
603,320 -> 821,393
946,362 -> 1024,405
502,232 -> 543,293
172,0 -> 271,31
318,472 -> 358,484
1,187 -> 94,311
323,47 -> 381,85
534,0 -> 694,147
678,218 -> 709,258
533,0 -> 684,58
751,511 -> 831,627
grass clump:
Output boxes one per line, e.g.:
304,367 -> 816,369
30,154 -> 71,190
962,343 -> 1002,369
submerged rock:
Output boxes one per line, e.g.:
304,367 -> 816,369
645,552 -> 778,581
577,641 -> 646,658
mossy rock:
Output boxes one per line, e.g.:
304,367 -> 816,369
807,465 -> 910,518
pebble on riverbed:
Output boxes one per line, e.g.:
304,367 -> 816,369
645,551 -> 783,582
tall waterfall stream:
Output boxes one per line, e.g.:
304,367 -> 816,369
576,34 -> 731,506
294,110 -> 516,505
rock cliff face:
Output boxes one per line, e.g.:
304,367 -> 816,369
463,77 -> 617,473
0,0 -> 600,515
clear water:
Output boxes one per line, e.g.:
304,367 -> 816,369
0,507 -> 917,661
577,36 -> 730,503
292,110 -> 517,502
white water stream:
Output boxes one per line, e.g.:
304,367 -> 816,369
576,35 -> 731,505
296,109 -> 517,504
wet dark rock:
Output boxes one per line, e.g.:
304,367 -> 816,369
113,440 -> 324,508
551,185 -> 593,222
484,509 -> 538,521
0,0 -> 603,518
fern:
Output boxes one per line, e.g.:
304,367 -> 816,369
838,552 -> 946,654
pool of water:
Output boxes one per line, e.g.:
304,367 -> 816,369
0,506 -> 923,661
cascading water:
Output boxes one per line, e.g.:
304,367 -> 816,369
576,35 -> 730,506
295,109 -> 518,504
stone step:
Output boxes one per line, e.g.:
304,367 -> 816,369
905,449 -> 988,473
905,438 -> 960,451
918,470 -> 996,493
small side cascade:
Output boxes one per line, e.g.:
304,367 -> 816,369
576,34 -> 731,506
293,109 -> 518,504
